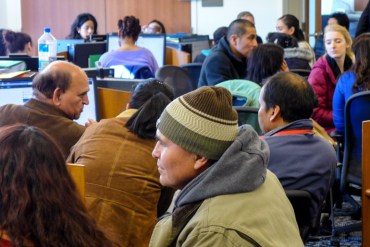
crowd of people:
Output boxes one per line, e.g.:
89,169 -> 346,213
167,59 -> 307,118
0,4 -> 370,246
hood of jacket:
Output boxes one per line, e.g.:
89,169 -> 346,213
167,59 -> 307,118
284,47 -> 313,61
175,125 -> 269,208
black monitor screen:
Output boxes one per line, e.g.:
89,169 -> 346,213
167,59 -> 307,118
107,33 -> 166,67
69,42 -> 107,68
179,35 -> 210,62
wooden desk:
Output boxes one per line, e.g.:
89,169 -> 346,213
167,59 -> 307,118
97,87 -> 131,119
363,120 -> 370,247
165,46 -> 190,66
67,163 -> 85,201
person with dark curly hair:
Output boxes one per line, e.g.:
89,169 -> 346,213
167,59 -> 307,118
0,124 -> 112,247
99,16 -> 158,78
66,13 -> 98,40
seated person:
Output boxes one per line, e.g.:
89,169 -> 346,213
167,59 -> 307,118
142,19 -> 166,34
333,33 -> 370,178
66,13 -> 98,40
194,26 -> 228,64
308,24 -> 353,134
315,12 -> 350,62
246,43 -> 288,86
198,19 -> 257,87
266,32 -> 312,70
3,30 -> 33,55
0,124 -> 112,247
0,61 -> 89,158
99,15 -> 158,78
150,86 -> 303,246
68,79 -> 175,247
258,72 -> 336,226
237,11 -> 263,43
276,14 -> 316,67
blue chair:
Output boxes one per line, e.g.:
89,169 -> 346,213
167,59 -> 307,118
332,90 -> 370,235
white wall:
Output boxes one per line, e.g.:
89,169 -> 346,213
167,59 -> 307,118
191,0 -> 286,42
0,0 -> 22,31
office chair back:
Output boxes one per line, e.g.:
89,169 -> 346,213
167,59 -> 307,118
155,65 -> 193,97
234,106 -> 262,135
285,190 -> 317,242
341,90 -> 370,191
180,63 -> 203,90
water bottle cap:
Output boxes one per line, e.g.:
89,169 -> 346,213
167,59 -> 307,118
44,27 -> 51,33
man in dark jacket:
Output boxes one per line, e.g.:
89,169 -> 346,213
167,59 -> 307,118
258,72 -> 336,230
198,19 -> 257,87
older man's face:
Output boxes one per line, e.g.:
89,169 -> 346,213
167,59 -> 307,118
58,72 -> 89,120
152,130 -> 200,190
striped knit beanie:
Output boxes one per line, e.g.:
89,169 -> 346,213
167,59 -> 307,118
157,86 -> 238,160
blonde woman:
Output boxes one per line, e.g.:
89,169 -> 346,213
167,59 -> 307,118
308,24 -> 353,134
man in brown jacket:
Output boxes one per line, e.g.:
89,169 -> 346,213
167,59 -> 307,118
0,61 -> 89,157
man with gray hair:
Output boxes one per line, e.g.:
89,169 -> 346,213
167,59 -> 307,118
149,86 -> 303,246
237,11 -> 263,44
0,61 -> 89,157
198,19 -> 257,87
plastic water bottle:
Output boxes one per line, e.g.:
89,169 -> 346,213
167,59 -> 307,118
38,27 -> 57,71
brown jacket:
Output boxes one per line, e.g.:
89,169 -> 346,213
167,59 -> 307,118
0,99 -> 85,157
68,113 -> 172,247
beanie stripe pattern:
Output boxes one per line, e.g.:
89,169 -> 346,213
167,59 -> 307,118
157,86 -> 238,160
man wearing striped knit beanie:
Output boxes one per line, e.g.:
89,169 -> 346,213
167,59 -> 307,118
150,86 -> 303,247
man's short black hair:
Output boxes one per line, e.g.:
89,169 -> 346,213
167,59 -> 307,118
262,72 -> 317,122
227,19 -> 255,41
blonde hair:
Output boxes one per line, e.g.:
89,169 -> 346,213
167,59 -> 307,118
324,24 -> 353,60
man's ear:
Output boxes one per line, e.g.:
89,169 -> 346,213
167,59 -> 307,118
229,34 -> 238,46
52,88 -> 62,106
194,156 -> 209,171
270,105 -> 281,121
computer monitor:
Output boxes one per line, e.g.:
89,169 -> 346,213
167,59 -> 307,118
179,35 -> 210,62
0,77 -> 97,126
94,77 -> 142,120
136,34 -> 166,67
77,77 -> 97,125
107,33 -> 166,66
86,34 -> 108,42
57,39 -> 84,53
69,42 -> 107,68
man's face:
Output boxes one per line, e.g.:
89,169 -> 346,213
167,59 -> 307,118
58,72 -> 89,120
152,130 -> 200,190
234,26 -> 257,58
258,87 -> 275,134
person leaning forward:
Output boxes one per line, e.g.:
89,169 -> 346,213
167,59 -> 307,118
149,86 -> 303,247
198,19 -> 258,87
0,61 -> 89,158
